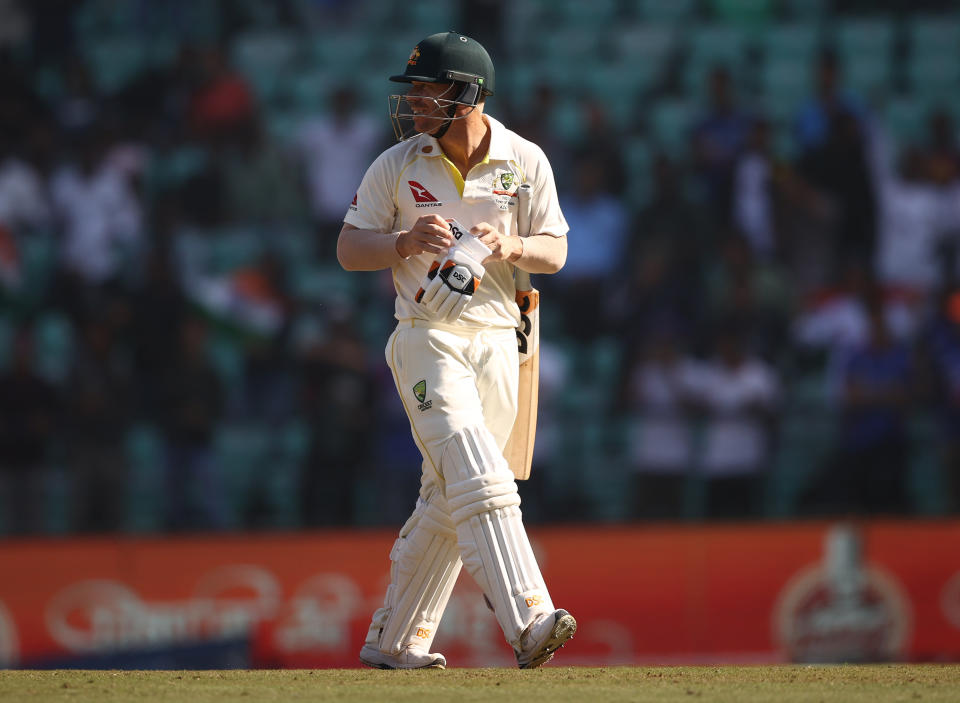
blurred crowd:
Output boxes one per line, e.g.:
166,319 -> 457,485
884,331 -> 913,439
1,0 -> 960,536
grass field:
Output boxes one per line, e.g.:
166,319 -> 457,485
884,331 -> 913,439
2,665 -> 960,703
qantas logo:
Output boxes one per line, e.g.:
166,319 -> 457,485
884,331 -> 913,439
349,193 -> 357,211
408,181 -> 440,206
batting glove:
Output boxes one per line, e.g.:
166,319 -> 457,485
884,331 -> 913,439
415,220 -> 492,322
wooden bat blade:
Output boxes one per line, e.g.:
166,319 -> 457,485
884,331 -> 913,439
504,343 -> 538,480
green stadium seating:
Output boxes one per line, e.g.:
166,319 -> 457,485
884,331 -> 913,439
759,57 -> 812,112
906,14 -> 960,54
833,16 -> 896,60
647,99 -> 697,157
214,422 -> 271,528
780,0 -> 830,21
635,0 -> 700,24
82,37 -> 148,94
843,53 -> 894,100
32,311 -> 74,384
209,227 -> 264,274
616,24 -> 679,64
623,136 -> 654,207
124,424 -> 166,533
906,55 -> 960,101
708,0 -> 776,29
908,413 -> 949,515
552,0 -> 620,28
687,24 -> 750,66
883,95 -> 932,145
759,23 -> 823,62
0,315 -> 12,372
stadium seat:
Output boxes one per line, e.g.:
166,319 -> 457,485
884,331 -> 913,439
82,37 -> 148,94
687,24 -> 750,66
214,422 -> 271,528
833,17 -> 896,61
635,0 -> 700,24
647,99 -> 697,157
231,31 -> 301,103
843,54 -> 894,100
759,57 -> 812,113
616,24 -> 679,65
906,55 -> 960,101
906,14 -> 960,55
0,316 -> 12,372
759,23 -> 823,62
883,95 -> 932,146
403,0 -> 458,33
623,136 -> 654,208
210,227 -> 264,274
124,424 -> 166,533
32,311 -> 74,384
308,33 -> 374,74
708,0 -> 776,29
780,0 -> 830,21
908,413 -> 949,515
552,0 -> 620,28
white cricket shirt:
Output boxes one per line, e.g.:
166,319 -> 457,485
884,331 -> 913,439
344,114 -> 567,328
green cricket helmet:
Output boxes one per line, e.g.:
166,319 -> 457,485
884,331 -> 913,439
388,31 -> 495,141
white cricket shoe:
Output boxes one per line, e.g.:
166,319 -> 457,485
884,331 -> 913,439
359,644 -> 446,670
515,609 -> 577,669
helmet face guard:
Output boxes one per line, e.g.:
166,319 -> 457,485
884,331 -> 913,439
388,73 -> 483,142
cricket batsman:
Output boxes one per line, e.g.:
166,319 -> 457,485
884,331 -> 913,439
337,31 -> 575,669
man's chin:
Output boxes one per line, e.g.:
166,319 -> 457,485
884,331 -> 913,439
414,117 -> 446,135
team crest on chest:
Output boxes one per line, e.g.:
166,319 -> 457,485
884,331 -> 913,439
491,170 -> 520,211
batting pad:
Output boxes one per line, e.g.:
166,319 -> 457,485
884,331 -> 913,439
442,425 -> 554,646
366,495 -> 462,654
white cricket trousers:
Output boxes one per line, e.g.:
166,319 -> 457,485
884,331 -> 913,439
366,319 -> 554,655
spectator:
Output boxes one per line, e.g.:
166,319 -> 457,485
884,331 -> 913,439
704,231 -> 792,360
621,324 -> 700,520
552,152 -> 629,339
919,108 -> 960,187
0,122 -> 54,234
732,117 -> 775,259
188,44 -> 256,147
794,50 -> 877,268
571,98 -> 628,197
63,315 -> 133,532
920,287 -> 960,513
794,49 -> 867,153
792,263 -> 920,400
158,315 -> 227,531
0,327 -> 59,534
130,239 -> 187,419
694,323 -> 780,519
691,65 -> 752,224
802,294 -> 915,515
221,116 -> 306,223
296,307 -> 375,526
293,85 -> 382,257
49,125 -> 145,289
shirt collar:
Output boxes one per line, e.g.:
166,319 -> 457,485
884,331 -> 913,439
413,113 -> 511,162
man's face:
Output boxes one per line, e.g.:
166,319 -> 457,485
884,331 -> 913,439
406,81 -> 457,134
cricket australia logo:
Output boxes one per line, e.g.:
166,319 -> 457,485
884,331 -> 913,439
413,380 -> 432,412
492,171 -> 519,211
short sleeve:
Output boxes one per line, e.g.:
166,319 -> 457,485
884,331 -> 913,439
525,144 -> 568,239
343,150 -> 397,233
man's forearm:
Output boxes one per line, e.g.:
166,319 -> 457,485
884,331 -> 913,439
514,233 -> 567,275
337,224 -> 405,271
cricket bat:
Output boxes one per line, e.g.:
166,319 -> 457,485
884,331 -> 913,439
503,183 -> 539,480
